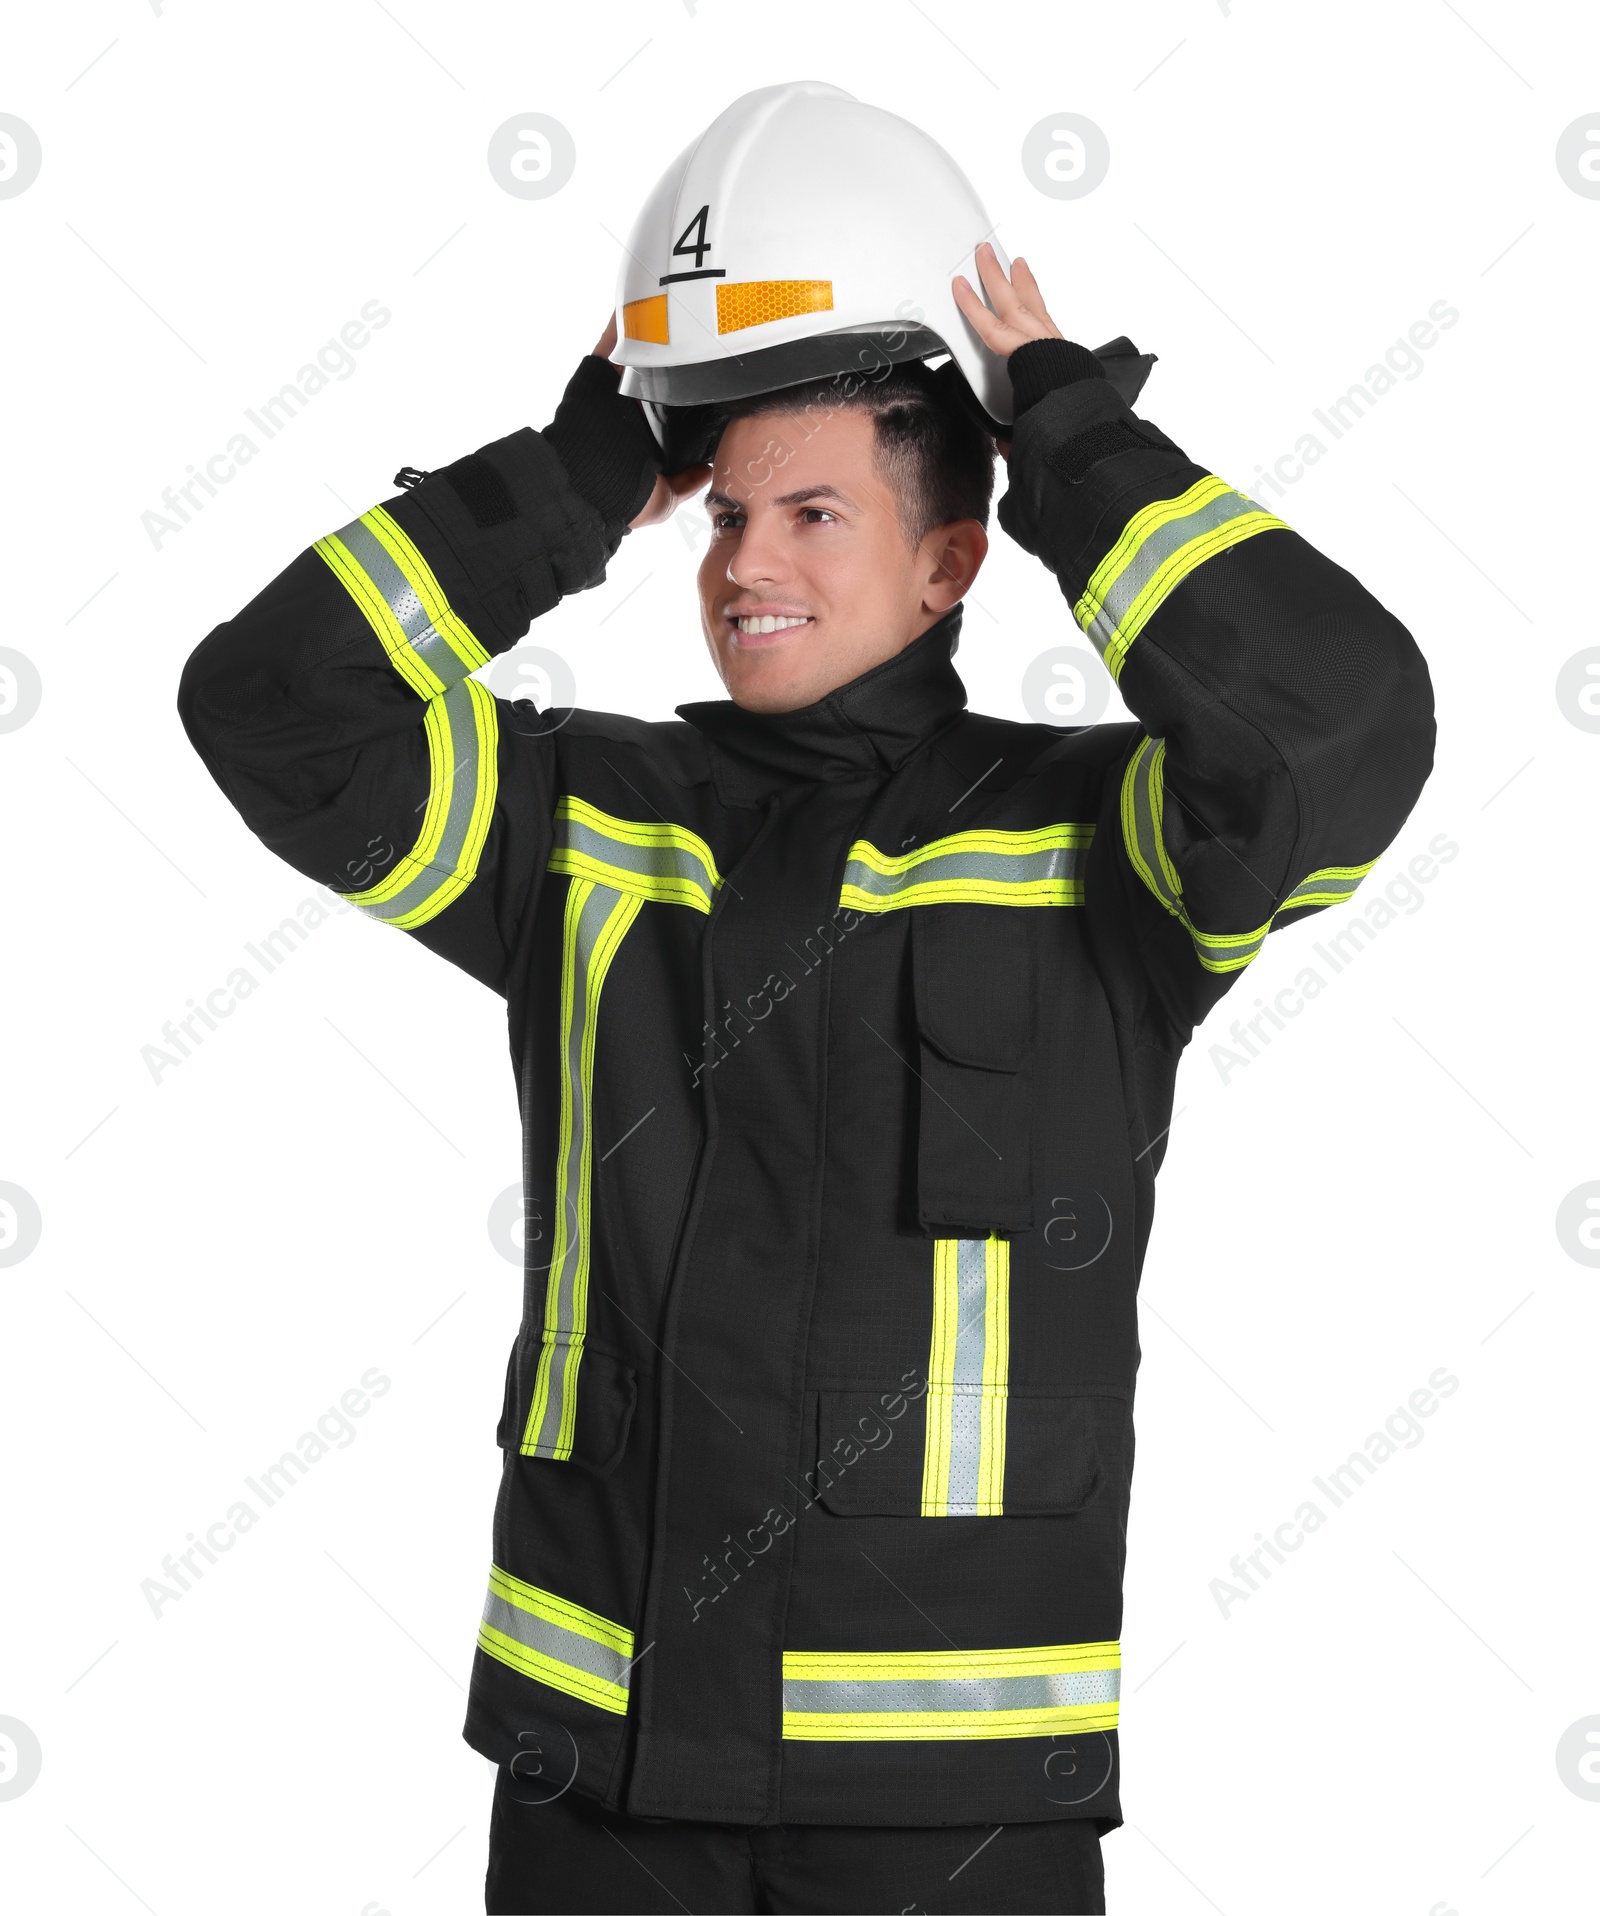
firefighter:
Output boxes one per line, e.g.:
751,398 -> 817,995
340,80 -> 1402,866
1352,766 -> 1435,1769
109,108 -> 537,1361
178,81 -> 1434,1916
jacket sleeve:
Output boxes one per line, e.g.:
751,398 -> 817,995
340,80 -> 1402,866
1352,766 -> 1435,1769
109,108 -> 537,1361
998,337 -> 1436,1045
176,357 -> 662,995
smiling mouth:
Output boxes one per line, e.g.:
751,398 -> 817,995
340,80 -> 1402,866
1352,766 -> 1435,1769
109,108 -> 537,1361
726,612 -> 815,645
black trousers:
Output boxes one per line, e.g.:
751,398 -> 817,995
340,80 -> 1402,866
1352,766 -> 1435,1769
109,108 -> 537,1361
485,1767 -> 1106,1915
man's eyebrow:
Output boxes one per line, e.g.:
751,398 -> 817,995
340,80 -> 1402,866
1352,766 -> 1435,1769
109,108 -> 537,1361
703,483 -> 859,512
773,484 -> 857,509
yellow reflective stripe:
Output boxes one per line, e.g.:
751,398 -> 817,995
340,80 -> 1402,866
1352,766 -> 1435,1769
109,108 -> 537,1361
1280,862 -> 1379,909
315,502 -> 500,933
522,880 -> 643,1459
339,679 -> 499,928
845,878 -> 1083,910
476,1623 -> 631,1712
784,1643 -> 1121,1682
1120,735 -> 1379,974
488,1565 -> 634,1656
1075,475 -> 1289,683
314,505 -> 489,697
841,825 -> 1093,914
979,1237 -> 1009,1514
547,795 -> 721,913
921,1237 -> 1009,1516
478,1566 -> 634,1714
846,826 -> 1092,874
522,799 -> 714,1460
315,528 -> 440,700
921,1241 -> 958,1515
357,503 -> 490,677
781,1703 -> 1120,1740
781,1640 -> 1121,1742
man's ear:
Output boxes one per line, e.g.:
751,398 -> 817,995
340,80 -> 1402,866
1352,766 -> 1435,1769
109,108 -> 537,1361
920,519 -> 989,613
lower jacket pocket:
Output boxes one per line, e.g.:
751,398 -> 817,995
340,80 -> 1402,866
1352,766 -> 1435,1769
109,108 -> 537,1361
809,1382 -> 1129,1518
497,1337 -> 638,1477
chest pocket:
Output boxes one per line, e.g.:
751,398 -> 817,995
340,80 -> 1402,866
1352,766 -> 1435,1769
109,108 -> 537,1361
844,820 -> 1092,1239
913,905 -> 1035,1235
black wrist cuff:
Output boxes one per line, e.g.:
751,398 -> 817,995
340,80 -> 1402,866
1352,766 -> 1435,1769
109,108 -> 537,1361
1007,338 -> 1107,417
541,355 -> 662,529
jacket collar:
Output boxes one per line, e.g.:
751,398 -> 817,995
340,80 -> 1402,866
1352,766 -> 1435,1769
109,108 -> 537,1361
676,606 -> 968,804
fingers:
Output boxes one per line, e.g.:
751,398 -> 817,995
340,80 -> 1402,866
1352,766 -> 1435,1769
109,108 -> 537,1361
973,241 -> 1026,324
666,462 -> 712,504
952,271 -> 1005,352
1009,254 -> 1046,320
594,312 -> 619,359
628,463 -> 711,531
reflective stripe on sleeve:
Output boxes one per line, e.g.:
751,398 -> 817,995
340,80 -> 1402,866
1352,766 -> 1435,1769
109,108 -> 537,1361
315,505 -> 490,697
1120,734 -> 1378,974
315,505 -> 498,930
548,795 -> 721,913
921,1237 -> 1009,1516
840,825 -> 1092,912
781,1641 -> 1121,1741
1075,475 -> 1288,683
477,1564 -> 634,1714
521,879 -> 644,1459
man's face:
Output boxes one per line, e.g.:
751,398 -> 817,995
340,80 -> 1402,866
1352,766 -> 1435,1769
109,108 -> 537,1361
696,406 -> 985,714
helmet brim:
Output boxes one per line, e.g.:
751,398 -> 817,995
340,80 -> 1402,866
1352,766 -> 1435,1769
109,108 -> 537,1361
621,328 -> 1159,472
618,323 -> 957,411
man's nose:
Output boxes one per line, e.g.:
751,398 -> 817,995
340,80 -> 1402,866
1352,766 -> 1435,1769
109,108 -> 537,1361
726,511 -> 788,587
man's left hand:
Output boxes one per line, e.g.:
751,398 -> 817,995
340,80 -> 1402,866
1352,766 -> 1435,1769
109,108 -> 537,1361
952,241 -> 1066,461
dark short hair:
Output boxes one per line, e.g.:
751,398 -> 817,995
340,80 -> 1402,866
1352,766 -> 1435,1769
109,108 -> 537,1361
714,359 -> 996,547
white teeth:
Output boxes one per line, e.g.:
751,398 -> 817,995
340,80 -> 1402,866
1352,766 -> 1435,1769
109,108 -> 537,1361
734,614 -> 810,635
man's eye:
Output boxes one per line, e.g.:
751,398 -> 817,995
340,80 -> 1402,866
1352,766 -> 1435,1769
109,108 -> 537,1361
799,507 -> 837,524
711,511 -> 743,531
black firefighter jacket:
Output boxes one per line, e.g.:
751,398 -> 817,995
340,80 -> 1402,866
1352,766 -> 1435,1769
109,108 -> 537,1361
177,340 -> 1435,1831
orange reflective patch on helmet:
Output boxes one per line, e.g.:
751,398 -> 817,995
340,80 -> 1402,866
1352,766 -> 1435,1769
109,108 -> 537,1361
622,295 -> 670,344
715,280 -> 834,335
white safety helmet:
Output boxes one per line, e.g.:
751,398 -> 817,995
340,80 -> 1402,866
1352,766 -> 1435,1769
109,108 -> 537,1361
611,82 -> 1153,465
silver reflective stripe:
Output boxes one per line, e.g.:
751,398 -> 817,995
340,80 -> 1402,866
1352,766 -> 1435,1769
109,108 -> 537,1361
782,1667 -> 1121,1716
349,678 -> 483,924
481,1592 -> 633,1691
1281,868 -> 1366,908
560,812 -> 717,909
1080,482 -> 1276,675
843,843 -> 1084,901
522,880 -> 641,1459
944,1240 -> 990,1515
335,515 -> 466,687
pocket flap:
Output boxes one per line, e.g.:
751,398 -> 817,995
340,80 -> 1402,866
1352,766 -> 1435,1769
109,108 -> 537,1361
913,905 -> 1032,1070
810,1386 -> 1128,1518
498,1340 -> 638,1478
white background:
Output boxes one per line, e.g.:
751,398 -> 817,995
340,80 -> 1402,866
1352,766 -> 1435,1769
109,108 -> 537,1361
3,3 -> 1597,1912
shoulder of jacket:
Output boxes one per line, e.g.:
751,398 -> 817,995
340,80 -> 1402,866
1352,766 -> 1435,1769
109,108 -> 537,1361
555,708 -> 713,786
938,709 -> 1139,789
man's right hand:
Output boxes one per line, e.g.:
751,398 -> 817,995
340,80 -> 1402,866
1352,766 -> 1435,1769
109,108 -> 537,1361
590,313 -> 711,529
